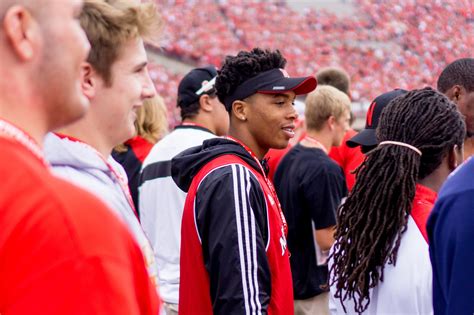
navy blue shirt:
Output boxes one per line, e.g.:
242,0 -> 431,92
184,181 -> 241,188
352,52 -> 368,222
427,157 -> 474,315
274,144 -> 347,299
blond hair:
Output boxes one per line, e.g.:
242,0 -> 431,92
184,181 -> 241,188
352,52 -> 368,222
136,94 -> 168,144
80,0 -> 162,85
305,85 -> 351,131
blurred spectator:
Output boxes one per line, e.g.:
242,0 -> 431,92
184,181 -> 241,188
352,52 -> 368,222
316,67 -> 366,191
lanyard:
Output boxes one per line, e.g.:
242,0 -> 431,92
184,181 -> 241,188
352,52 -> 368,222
225,136 -> 288,235
180,122 -> 208,129
302,135 -> 328,154
0,119 -> 47,166
55,133 -> 138,218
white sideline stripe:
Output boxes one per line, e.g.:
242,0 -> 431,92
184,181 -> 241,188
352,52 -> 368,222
232,164 -> 251,314
239,165 -> 257,315
245,167 -> 262,314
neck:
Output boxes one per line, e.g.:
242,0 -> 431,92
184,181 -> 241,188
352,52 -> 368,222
0,105 -> 48,147
228,124 -> 267,160
301,129 -> 332,153
58,123 -> 112,158
417,162 -> 451,193
183,115 -> 216,134
464,137 -> 474,160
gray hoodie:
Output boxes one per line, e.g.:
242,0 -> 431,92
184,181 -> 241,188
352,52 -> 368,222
44,133 -> 158,289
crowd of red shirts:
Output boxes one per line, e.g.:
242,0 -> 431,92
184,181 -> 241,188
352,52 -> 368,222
150,0 -> 473,129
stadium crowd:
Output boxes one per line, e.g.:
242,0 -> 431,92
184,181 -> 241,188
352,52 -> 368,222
152,0 -> 473,120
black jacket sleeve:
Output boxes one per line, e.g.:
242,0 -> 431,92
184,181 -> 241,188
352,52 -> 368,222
194,163 -> 271,315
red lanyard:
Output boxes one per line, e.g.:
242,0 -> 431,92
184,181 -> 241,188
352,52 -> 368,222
0,119 -> 47,166
225,136 -> 288,235
55,133 -> 138,218
180,122 -> 208,129
303,136 -> 328,154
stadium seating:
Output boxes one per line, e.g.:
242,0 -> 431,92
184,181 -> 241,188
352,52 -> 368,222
151,0 -> 474,127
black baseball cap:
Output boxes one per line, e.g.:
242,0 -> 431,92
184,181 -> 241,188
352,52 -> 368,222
347,89 -> 408,148
222,68 -> 317,110
177,66 -> 217,108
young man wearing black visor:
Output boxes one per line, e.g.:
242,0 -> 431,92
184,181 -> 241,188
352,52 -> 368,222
172,48 -> 317,315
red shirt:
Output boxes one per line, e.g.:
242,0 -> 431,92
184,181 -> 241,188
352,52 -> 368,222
328,129 -> 365,191
266,146 -> 292,182
411,184 -> 437,242
0,137 -> 160,314
126,136 -> 154,163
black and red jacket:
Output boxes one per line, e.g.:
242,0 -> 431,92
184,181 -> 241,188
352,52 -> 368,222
172,138 -> 294,315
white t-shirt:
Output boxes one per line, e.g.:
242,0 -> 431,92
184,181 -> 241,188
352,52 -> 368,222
329,216 -> 433,315
139,125 -> 215,304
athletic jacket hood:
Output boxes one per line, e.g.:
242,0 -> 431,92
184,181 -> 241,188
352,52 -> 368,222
44,133 -> 119,175
172,138 -> 265,192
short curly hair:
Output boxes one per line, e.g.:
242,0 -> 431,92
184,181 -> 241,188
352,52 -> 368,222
437,58 -> 474,93
215,48 -> 287,111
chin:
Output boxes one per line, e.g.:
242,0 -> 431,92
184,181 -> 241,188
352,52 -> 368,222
63,98 -> 89,126
271,139 -> 289,150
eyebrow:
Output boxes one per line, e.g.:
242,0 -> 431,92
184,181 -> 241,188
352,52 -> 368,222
272,93 -> 295,102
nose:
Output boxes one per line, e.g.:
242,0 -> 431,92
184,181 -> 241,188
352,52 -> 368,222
142,68 -> 157,99
288,105 -> 298,121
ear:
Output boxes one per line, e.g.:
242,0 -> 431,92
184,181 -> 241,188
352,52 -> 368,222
81,62 -> 96,100
446,85 -> 462,103
448,144 -> 463,171
231,100 -> 248,122
199,95 -> 213,113
3,6 -> 39,61
327,115 -> 336,131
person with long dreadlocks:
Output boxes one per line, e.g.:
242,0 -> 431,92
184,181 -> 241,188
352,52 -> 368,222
328,87 -> 466,315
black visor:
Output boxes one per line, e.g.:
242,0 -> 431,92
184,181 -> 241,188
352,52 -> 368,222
223,68 -> 317,109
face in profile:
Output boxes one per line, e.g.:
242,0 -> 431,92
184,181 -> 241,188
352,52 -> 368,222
243,91 -> 298,153
93,38 -> 155,146
35,0 -> 91,129
457,89 -> 474,136
332,109 -> 351,147
210,96 -> 229,136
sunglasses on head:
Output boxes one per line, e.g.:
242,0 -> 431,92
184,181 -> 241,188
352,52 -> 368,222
195,76 -> 217,96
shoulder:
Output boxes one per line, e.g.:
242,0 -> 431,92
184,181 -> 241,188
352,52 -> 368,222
144,128 -> 215,165
437,157 -> 474,200
301,148 -> 343,176
51,164 -> 115,196
2,159 -> 137,259
50,177 -> 141,257
312,152 -> 345,178
198,162 -> 261,191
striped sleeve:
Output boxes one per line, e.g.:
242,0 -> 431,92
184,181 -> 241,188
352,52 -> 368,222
195,164 -> 270,315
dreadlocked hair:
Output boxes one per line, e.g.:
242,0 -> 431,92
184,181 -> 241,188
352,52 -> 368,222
329,87 -> 465,314
215,48 -> 286,111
